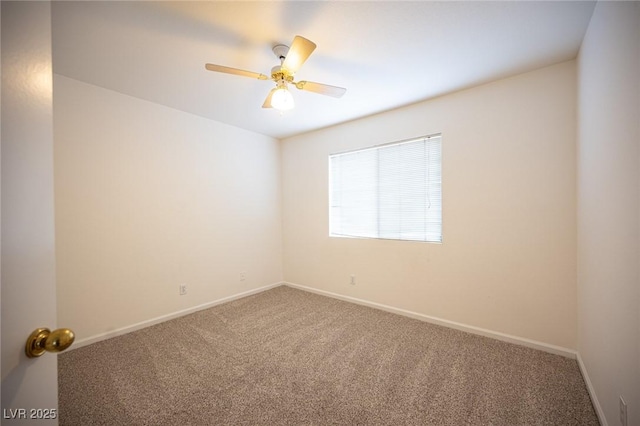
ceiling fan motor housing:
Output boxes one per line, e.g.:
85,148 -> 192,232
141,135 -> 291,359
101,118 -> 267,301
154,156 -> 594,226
271,65 -> 294,84
272,44 -> 294,83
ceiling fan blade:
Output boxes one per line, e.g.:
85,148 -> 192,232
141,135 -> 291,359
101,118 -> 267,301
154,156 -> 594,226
205,64 -> 269,80
281,36 -> 316,74
294,81 -> 347,98
262,88 -> 276,108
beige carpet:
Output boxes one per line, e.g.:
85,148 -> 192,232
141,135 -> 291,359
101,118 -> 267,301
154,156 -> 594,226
59,285 -> 598,425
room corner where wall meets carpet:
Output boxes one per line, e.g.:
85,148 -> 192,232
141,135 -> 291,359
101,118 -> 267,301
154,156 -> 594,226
59,285 -> 598,425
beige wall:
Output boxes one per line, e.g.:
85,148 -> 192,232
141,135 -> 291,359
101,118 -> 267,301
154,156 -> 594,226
577,2 -> 640,425
282,61 -> 577,350
53,75 -> 283,341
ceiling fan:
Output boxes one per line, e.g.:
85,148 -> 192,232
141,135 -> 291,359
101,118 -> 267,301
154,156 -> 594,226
205,36 -> 346,112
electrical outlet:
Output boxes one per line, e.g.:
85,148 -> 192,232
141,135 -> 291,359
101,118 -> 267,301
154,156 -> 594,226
240,271 -> 247,281
179,284 -> 187,296
619,396 -> 627,426
350,274 -> 356,285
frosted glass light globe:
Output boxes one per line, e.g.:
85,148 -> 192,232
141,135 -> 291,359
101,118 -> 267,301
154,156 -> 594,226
271,87 -> 294,111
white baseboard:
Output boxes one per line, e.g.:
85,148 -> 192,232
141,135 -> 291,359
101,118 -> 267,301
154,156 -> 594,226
70,282 -> 284,350
284,281 -> 577,359
577,352 -> 607,426
73,280 -> 577,360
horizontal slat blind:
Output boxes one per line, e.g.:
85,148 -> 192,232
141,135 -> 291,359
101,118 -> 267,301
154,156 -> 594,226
330,135 -> 442,242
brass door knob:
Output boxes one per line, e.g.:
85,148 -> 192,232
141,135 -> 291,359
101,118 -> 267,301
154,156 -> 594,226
25,328 -> 75,358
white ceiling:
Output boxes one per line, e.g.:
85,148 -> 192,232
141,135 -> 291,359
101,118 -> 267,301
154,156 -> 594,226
51,1 -> 596,139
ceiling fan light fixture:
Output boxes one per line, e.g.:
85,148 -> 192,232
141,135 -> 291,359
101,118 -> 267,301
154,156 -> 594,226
271,86 -> 294,111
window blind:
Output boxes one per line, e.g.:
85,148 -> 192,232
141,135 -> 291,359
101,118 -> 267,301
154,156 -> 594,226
329,135 -> 442,242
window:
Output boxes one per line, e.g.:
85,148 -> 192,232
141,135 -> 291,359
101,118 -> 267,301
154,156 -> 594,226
329,134 -> 442,242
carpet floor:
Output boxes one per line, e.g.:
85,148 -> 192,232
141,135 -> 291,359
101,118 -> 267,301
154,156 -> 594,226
59,285 -> 599,425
